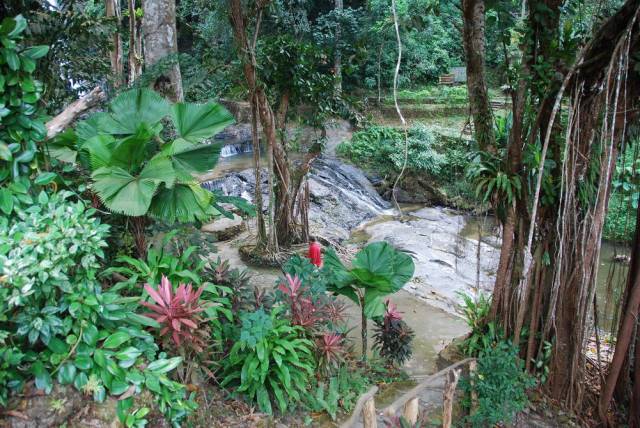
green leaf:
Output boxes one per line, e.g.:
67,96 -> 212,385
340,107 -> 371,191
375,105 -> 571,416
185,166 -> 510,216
91,166 -> 160,217
103,331 -> 131,349
171,102 -> 234,143
106,89 -> 170,135
0,188 -> 14,215
94,349 -> 107,368
147,182 -> 213,224
109,378 -> 129,395
146,357 -> 182,374
22,45 -> 49,59
74,355 -> 93,370
34,172 -> 57,186
82,324 -> 99,347
352,241 -> 415,291
2,48 -> 19,70
57,363 -> 76,385
126,313 -> 161,328
32,361 -> 52,393
115,347 -> 142,361
47,337 -> 68,354
74,372 -> 88,390
256,385 -> 272,414
165,139 -> 223,177
7,15 -> 27,37
0,142 -> 12,160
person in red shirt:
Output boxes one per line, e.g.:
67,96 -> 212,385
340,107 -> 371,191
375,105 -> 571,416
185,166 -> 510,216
308,236 -> 323,268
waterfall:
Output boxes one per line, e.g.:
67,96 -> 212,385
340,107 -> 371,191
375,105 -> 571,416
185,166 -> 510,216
220,142 -> 253,158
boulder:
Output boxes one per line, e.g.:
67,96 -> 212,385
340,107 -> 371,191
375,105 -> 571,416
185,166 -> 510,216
201,214 -> 245,241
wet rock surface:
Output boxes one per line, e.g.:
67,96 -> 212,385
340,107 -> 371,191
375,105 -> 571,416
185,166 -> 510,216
202,156 -> 391,242
201,213 -> 245,241
358,207 -> 501,315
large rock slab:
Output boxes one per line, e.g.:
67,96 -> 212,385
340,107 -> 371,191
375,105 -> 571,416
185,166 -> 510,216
201,214 -> 245,241
359,207 -> 501,315
201,156 -> 391,242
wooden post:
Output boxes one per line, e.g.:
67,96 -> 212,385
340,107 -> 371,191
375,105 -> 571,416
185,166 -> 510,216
341,386 -> 377,428
442,368 -> 461,428
363,396 -> 377,428
402,396 -> 419,426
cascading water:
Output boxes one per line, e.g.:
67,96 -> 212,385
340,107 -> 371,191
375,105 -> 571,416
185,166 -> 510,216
219,141 -> 253,158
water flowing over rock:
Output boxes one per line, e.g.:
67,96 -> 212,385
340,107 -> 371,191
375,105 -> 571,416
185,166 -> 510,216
201,156 -> 391,241
357,207 -> 501,314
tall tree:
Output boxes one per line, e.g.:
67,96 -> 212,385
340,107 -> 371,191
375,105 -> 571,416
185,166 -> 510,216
461,0 -> 495,154
128,0 -> 143,83
463,0 -> 640,414
334,0 -> 343,93
105,0 -> 124,86
141,0 -> 183,101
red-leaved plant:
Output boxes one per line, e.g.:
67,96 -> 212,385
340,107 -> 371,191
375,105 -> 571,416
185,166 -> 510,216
315,332 -> 345,376
278,273 -> 326,330
140,275 -> 209,351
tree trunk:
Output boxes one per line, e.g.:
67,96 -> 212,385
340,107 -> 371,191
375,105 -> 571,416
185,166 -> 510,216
128,0 -> 143,83
461,0 -> 495,154
45,87 -> 106,139
334,0 -> 343,94
105,0 -> 123,87
141,0 -> 183,101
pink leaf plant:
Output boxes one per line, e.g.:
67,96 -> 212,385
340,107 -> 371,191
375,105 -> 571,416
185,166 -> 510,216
140,275 -> 208,351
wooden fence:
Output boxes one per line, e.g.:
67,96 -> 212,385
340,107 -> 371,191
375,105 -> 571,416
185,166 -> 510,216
341,358 -> 476,428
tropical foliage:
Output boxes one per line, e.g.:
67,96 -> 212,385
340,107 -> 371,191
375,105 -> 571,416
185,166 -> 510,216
220,307 -> 315,414
54,88 -> 234,223
0,15 -> 52,217
373,300 -> 414,365
0,191 -> 196,424
323,241 -> 415,359
460,341 -> 535,426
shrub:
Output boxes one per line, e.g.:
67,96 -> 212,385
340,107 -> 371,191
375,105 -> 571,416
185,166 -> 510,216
323,241 -> 415,360
315,333 -> 346,377
0,192 -> 197,424
457,292 -> 500,357
140,275 -> 208,351
220,307 -> 315,414
460,341 -> 535,427
0,15 -> 49,197
105,230 -> 205,292
337,125 -> 445,176
373,300 -> 414,366
0,191 -> 109,345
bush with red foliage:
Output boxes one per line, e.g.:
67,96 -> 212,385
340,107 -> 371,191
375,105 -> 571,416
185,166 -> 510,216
140,275 -> 209,352
315,332 -> 346,376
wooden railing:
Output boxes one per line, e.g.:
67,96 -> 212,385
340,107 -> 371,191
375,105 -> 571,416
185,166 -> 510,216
341,358 -> 476,428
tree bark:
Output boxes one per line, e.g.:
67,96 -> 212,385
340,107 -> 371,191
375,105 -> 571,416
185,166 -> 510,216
45,87 -> 106,139
141,0 -> 183,101
461,0 -> 495,154
334,0 -> 343,94
128,0 -> 143,83
105,0 -> 123,87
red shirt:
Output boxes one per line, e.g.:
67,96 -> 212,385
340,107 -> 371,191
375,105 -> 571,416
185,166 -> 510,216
308,242 -> 323,267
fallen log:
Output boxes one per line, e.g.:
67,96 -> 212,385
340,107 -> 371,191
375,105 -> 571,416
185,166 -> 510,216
45,86 -> 106,139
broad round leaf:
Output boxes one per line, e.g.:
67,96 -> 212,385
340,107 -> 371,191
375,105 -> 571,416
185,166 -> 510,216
106,89 -> 170,135
171,102 -> 234,143
148,182 -> 213,224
